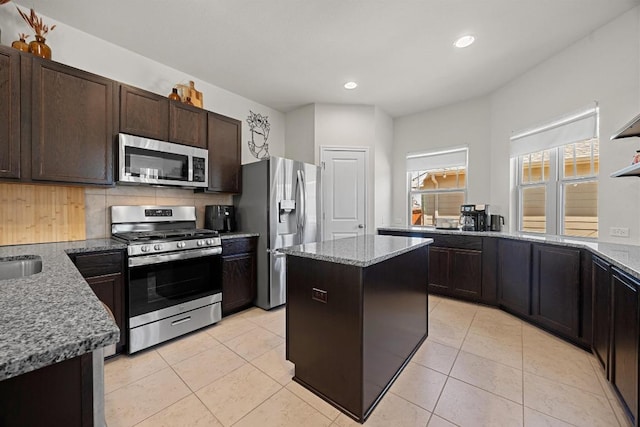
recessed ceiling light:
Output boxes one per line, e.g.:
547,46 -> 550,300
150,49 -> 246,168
454,35 -> 475,48
344,81 -> 358,90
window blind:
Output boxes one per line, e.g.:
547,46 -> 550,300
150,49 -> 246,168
510,103 -> 598,157
406,147 -> 467,172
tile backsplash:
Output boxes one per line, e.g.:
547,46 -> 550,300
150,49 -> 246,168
85,185 -> 232,239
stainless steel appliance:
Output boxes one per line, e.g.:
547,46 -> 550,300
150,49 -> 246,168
460,204 -> 489,231
489,214 -> 505,232
111,205 -> 222,354
234,157 -> 321,309
117,133 -> 208,188
205,205 -> 236,232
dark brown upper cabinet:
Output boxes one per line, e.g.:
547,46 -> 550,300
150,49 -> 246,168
31,58 -> 115,185
206,112 -> 242,193
0,48 -> 21,180
119,85 -> 169,141
169,102 -> 207,148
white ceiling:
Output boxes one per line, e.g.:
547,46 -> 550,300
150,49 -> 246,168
19,0 -> 640,117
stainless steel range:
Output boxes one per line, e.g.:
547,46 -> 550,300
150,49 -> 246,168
111,205 -> 222,354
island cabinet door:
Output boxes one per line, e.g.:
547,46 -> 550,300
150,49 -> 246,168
497,239 -> 532,317
531,244 -> 580,339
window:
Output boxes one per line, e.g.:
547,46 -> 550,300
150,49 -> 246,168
512,104 -> 598,238
407,148 -> 468,226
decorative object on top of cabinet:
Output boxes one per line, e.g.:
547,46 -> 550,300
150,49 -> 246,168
175,80 -> 202,107
167,87 -> 181,101
247,110 -> 270,159
184,96 -> 193,106
16,7 -> 55,59
11,33 -> 29,52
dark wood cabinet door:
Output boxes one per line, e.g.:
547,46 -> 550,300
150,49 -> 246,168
72,251 -> 126,354
428,246 -> 450,294
119,85 -> 169,141
169,101 -> 207,148
592,256 -> 611,374
207,112 -> 241,193
0,47 -> 21,180
450,248 -> 482,298
31,59 -> 115,185
221,252 -> 257,315
611,268 -> 639,423
497,239 -> 532,316
531,244 -> 580,338
86,273 -> 126,353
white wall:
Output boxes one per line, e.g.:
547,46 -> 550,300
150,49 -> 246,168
392,96 -> 492,225
0,7 -> 286,165
374,107 -> 393,228
490,7 -> 640,243
284,104 -> 315,164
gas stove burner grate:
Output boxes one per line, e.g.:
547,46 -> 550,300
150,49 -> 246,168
113,228 -> 219,243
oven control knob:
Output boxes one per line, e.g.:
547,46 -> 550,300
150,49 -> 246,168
154,244 -> 163,251
177,242 -> 186,248
141,245 -> 150,252
197,240 -> 204,247
206,239 -> 213,245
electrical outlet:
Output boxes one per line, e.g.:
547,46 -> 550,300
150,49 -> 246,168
610,227 -> 630,237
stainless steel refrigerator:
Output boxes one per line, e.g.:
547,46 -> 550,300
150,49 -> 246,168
234,156 -> 321,310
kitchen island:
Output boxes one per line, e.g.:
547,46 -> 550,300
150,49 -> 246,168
280,234 -> 432,422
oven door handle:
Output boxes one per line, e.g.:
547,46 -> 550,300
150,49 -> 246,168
128,247 -> 222,267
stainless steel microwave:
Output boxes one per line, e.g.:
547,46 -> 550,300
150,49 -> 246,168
118,133 -> 209,188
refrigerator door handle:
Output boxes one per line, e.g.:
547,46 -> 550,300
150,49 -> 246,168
297,169 -> 307,230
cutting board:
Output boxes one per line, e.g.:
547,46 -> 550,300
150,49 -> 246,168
0,183 -> 86,246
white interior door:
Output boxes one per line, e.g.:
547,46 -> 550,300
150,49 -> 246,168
321,148 -> 367,241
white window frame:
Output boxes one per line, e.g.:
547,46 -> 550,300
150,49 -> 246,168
406,147 -> 468,226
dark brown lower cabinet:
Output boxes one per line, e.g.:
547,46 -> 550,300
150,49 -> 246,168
611,267 -> 639,424
450,248 -> 482,298
70,250 -> 126,354
221,237 -> 257,316
497,239 -> 532,317
0,353 -> 94,427
531,244 -> 580,338
592,255 -> 611,374
287,246 -> 428,422
427,246 -> 450,293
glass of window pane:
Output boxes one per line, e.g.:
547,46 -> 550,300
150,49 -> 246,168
521,151 -> 550,184
563,140 -> 599,178
521,186 -> 546,233
563,181 -> 598,238
411,194 -> 425,225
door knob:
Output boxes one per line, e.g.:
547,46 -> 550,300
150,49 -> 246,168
358,224 -> 365,229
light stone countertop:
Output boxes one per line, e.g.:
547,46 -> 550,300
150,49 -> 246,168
378,226 -> 640,281
278,234 -> 433,267
0,239 -> 125,381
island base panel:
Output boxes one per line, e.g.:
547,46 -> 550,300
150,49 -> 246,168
287,246 -> 429,422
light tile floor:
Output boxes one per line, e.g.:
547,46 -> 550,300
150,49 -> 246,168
104,296 -> 631,427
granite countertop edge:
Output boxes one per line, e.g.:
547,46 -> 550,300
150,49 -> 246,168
378,226 -> 640,280
279,236 -> 433,267
0,239 -> 125,381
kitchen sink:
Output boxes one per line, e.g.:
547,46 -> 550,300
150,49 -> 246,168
0,255 -> 43,280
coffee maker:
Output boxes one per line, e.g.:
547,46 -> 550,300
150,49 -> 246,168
460,204 -> 489,231
205,205 -> 236,232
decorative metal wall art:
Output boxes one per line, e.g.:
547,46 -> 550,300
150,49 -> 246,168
247,110 -> 270,159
